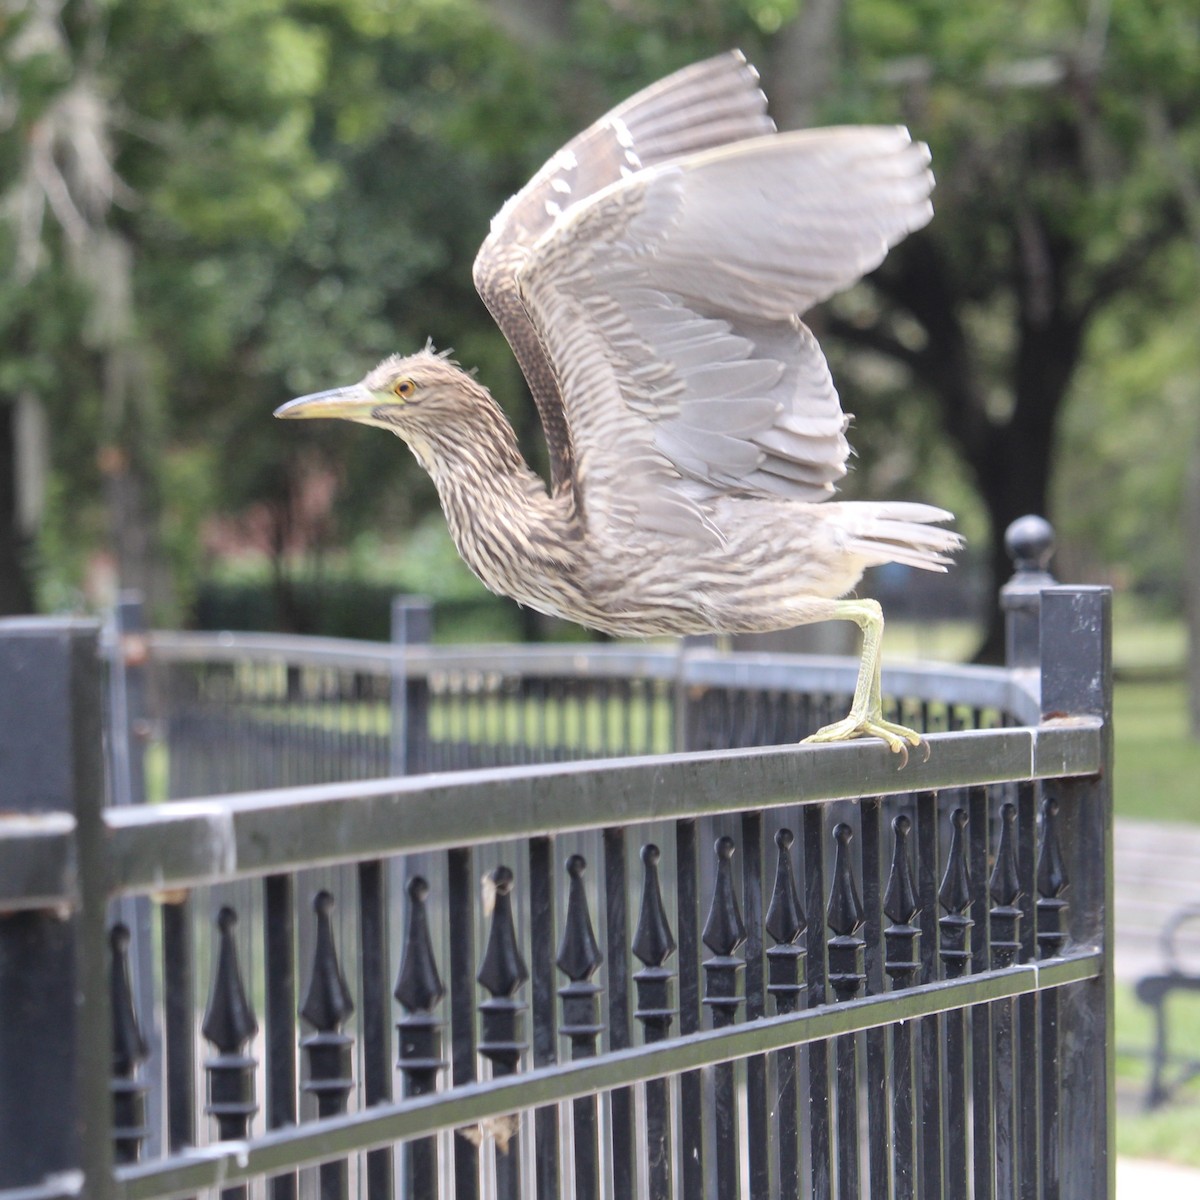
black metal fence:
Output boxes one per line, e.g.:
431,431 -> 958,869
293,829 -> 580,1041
0,536 -> 1114,1199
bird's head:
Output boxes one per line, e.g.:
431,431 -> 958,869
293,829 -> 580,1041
274,348 -> 479,441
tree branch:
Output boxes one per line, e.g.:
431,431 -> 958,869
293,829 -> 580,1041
1081,214 -> 1183,320
823,314 -> 926,373
859,242 -> 992,461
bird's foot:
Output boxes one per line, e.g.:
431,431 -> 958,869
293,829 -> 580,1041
802,712 -> 928,768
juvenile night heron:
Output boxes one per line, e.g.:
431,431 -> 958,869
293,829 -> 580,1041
277,51 -> 961,761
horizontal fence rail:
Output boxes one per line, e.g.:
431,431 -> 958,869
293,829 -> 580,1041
135,629 -> 1039,798
2,721 -> 1102,907
0,577 -> 1115,1200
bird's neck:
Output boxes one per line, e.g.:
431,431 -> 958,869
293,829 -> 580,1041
407,381 -> 541,495
410,385 -> 581,596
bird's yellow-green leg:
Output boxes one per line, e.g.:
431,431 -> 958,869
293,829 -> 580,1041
801,599 -> 927,765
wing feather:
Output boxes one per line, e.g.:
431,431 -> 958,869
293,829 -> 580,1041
676,397 -> 781,435
515,124 -> 933,542
472,52 -> 774,494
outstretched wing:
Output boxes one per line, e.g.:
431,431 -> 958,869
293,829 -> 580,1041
515,127 -> 935,543
473,51 -> 774,494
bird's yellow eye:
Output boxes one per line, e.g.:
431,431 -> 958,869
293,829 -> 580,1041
393,378 -> 416,400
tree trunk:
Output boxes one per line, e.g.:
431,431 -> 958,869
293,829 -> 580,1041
973,439 -> 1053,663
766,0 -> 843,129
0,400 -> 35,615
969,355 -> 1063,662
902,232 -> 1082,662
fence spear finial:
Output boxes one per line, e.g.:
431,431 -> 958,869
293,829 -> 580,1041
201,907 -> 259,1145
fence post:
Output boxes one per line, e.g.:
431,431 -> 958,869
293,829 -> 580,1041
109,591 -> 149,807
391,595 -> 432,776
1001,515 -> 1056,670
387,595 -> 433,1195
0,618 -> 114,1194
107,591 -> 162,1159
674,633 -> 717,751
1039,585 -> 1115,1200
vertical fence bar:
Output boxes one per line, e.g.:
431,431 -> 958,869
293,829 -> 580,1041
915,790 -> 943,1200
447,847 -> 479,1200
300,891 -> 355,1200
557,855 -> 604,1200
1016,779 -> 1041,1200
264,874 -> 297,1200
202,907 -> 259,1200
108,594 -> 148,809
989,802 -> 1022,1200
633,844 -> 676,1200
161,896 -> 196,1172
109,924 -> 149,1165
826,823 -> 865,1200
1039,586 -> 1114,1200
602,826 -> 635,1199
71,628 -> 117,1200
1037,797 -> 1069,1200
884,814 -> 920,1200
528,836 -> 560,1200
702,835 -> 746,1200
766,828 -> 807,1200
391,597 -> 432,777
676,817 -> 705,1198
740,810 -> 771,1200
968,784 -> 994,1200
477,866 -> 528,1200
859,797 -> 889,1200
395,876 -> 445,1200
359,860 -> 395,1199
108,595 -> 161,1159
803,803 -> 832,1200
937,809 -> 972,1197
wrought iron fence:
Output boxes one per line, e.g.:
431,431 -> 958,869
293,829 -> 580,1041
0,539 -> 1114,1200
128,622 -> 1028,802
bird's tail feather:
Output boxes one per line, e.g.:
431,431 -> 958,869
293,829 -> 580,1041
836,501 -> 962,572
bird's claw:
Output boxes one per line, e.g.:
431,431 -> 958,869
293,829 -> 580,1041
802,713 -> 928,768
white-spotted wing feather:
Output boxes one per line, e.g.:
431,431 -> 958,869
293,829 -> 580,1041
517,126 -> 934,540
471,52 -> 774,494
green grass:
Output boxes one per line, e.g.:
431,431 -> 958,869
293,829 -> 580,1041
1112,608 -> 1187,677
1102,608 -> 1200,823
1113,681 -> 1200,824
426,691 -> 674,756
1107,610 -> 1200,1163
882,619 -> 982,663
1115,982 -> 1200,1165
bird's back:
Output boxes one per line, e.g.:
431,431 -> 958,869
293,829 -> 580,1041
555,493 -> 959,638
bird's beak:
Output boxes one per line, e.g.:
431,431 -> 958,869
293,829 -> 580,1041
274,384 -> 375,422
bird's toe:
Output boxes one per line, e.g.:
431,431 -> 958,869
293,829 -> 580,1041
802,712 -> 928,767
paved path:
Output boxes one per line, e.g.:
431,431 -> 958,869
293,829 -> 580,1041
1114,817 -> 1200,981
1114,818 -> 1200,1194
1118,1155 -> 1200,1196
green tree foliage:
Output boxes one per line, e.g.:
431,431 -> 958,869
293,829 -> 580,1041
1,0 -> 557,622
3,0 -> 1197,649
812,0 -> 1199,653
